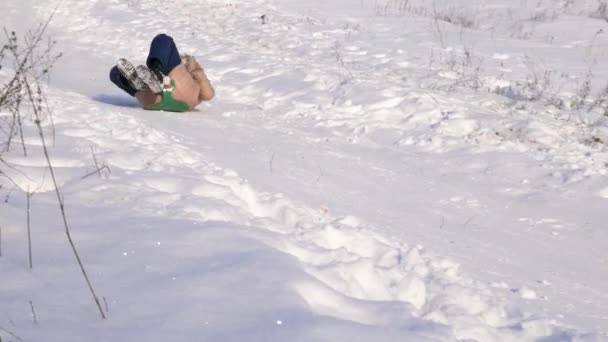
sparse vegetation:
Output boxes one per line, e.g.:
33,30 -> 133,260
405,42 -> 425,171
0,18 -> 106,320
591,0 -> 608,21
0,23 -> 61,159
372,0 -> 608,134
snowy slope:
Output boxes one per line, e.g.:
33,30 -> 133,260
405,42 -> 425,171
1,0 -> 607,341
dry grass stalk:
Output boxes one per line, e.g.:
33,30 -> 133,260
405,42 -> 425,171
26,189 -> 32,268
1,13 -> 106,319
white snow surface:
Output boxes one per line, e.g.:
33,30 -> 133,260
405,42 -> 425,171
1,0 -> 607,341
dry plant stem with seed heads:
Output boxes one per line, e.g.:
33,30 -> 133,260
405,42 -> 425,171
0,13 -> 106,319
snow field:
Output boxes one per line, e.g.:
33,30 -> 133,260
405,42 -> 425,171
0,86 -> 592,341
39,0 -> 608,179
1,0 -> 607,340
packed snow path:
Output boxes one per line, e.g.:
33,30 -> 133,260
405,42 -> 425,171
1,0 -> 607,341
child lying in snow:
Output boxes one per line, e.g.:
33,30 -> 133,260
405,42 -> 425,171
109,34 -> 214,112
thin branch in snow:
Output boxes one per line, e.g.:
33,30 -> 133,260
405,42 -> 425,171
423,91 -> 440,105
81,165 -> 111,180
432,0 -> 446,49
0,156 -> 31,183
462,216 -> 475,227
81,146 -> 111,180
4,185 -> 15,203
32,92 -> 106,319
17,110 -> 27,157
29,300 -> 38,324
26,188 -> 32,269
90,146 -> 101,178
0,326 -> 23,342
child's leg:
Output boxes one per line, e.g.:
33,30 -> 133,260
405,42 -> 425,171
146,34 -> 182,75
109,66 -> 137,96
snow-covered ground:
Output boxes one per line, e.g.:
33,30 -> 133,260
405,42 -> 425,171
1,0 -> 607,341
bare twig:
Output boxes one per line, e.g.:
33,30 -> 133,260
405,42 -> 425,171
0,156 -> 31,182
463,216 -> 476,227
17,110 -> 27,156
90,146 -> 101,178
423,91 -> 440,105
17,24 -> 105,316
80,165 -> 111,180
80,146 -> 112,179
34,115 -> 106,319
0,325 -> 23,342
432,0 -> 446,49
0,13 -> 62,158
4,185 -> 16,203
29,300 -> 38,324
5,110 -> 18,153
26,188 -> 32,269
80,146 -> 112,180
